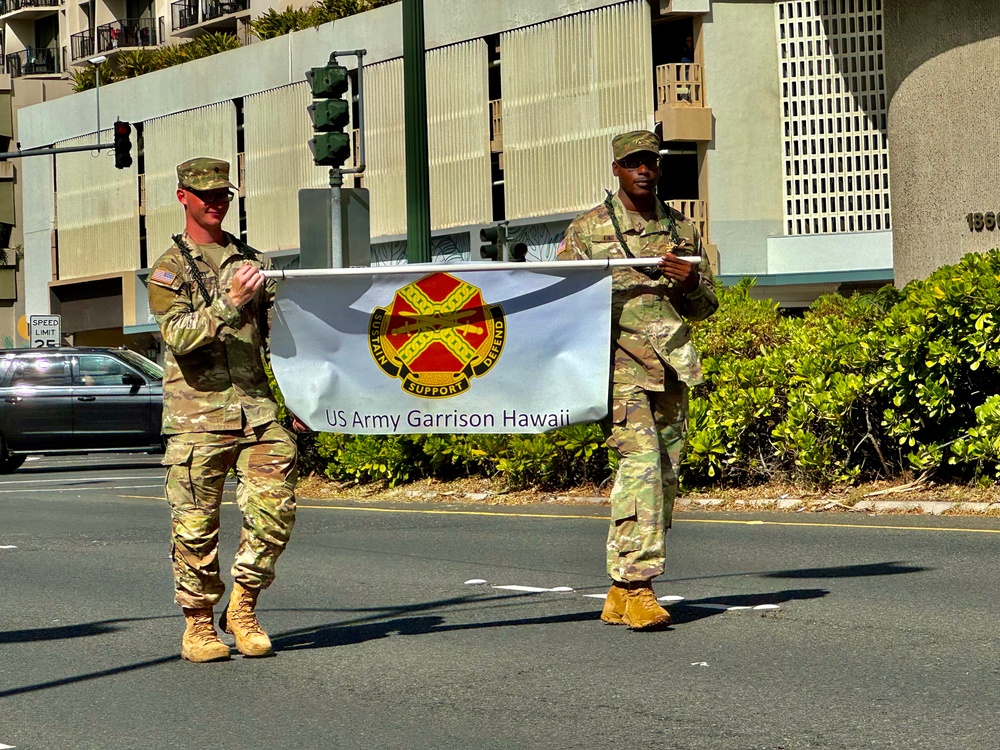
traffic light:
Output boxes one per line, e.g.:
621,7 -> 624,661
508,241 -> 528,262
113,120 -> 132,170
479,225 -> 505,261
306,58 -> 351,168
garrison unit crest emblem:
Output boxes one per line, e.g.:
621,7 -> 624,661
368,272 -> 507,399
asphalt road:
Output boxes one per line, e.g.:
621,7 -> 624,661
2,455 -> 1000,749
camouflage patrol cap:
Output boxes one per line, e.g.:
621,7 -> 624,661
612,130 -> 661,161
176,157 -> 237,191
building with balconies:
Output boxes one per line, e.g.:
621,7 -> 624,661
12,0 -> 898,352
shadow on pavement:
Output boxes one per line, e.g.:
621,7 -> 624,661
0,622 -> 121,644
671,559 -> 929,584
12,458 -> 165,475
0,586 -> 833,697
763,561 -> 925,579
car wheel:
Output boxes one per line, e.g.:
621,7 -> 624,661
0,454 -> 25,473
0,434 -> 24,473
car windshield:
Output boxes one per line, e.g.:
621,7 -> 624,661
117,349 -> 164,381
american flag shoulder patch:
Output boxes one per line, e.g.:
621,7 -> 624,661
150,268 -> 177,286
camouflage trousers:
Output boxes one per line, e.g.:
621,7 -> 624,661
603,381 -> 688,582
163,420 -> 297,609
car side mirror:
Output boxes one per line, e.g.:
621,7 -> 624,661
122,372 -> 144,386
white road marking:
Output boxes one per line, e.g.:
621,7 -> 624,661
0,545 -> 16,550
469,580 -> 780,612
0,742 -> 16,748
0,475 -> 162,486
0,485 -> 163,495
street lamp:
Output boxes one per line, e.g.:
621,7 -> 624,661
88,55 -> 107,145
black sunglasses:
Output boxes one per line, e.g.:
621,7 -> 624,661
188,189 -> 234,203
616,153 -> 661,171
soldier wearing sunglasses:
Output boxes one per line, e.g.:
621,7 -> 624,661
558,130 -> 718,630
147,157 -> 306,663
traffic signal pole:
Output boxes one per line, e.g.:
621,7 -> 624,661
0,142 -> 115,159
403,0 -> 431,264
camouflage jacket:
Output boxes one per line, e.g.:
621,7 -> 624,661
558,192 -> 718,388
148,232 -> 278,434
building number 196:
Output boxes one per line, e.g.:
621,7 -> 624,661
967,212 -> 998,231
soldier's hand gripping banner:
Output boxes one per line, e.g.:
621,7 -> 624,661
269,265 -> 611,434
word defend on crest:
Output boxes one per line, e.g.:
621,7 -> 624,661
368,272 -> 506,398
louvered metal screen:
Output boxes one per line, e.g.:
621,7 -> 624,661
143,102 -> 239,259
245,82 -> 339,252
501,1 -> 653,219
55,130 -> 139,279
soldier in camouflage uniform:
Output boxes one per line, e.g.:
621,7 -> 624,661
558,130 -> 718,630
148,157 -> 305,662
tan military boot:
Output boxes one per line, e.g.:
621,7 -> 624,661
180,607 -> 231,663
600,581 -> 629,625
219,582 -> 273,657
622,581 -> 671,631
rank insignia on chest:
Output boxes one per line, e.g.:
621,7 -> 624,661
150,268 -> 178,286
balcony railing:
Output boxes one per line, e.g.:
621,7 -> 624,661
202,0 -> 248,22
171,0 -> 197,30
6,47 -> 59,77
0,0 -> 59,15
666,199 -> 708,242
656,63 -> 704,108
490,99 -> 503,153
70,30 -> 94,61
96,18 -> 157,54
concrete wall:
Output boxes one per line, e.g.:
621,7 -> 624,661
766,231 -> 892,276
702,0 -> 784,275
18,0 -> 632,316
19,0 -> 632,149
883,1 -> 1000,285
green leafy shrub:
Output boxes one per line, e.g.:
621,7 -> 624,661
71,33 -> 245,91
251,0 -> 399,39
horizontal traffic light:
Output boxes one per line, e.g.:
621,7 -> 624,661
309,132 -> 352,168
479,225 -> 505,261
308,99 -> 350,132
306,64 -> 349,99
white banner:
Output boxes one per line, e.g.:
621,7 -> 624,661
270,265 -> 612,434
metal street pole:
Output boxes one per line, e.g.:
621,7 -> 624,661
403,0 -> 431,264
88,55 -> 107,150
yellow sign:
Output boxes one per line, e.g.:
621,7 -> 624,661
16,314 -> 27,341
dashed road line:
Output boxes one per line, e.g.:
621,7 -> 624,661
474,580 -> 781,613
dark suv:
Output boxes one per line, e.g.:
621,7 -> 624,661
0,347 -> 164,472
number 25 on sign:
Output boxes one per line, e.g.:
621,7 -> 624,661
967,212 -> 998,231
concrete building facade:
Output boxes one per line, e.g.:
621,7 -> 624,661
882,0 -> 1000,286
13,0 -> 897,355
